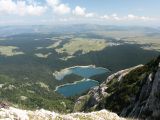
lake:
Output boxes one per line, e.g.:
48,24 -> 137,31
53,65 -> 109,80
55,79 -> 99,97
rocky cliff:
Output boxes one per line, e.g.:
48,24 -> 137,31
74,56 -> 160,120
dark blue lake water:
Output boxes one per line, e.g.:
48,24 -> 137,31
54,65 -> 109,80
55,65 -> 110,97
71,66 -> 108,78
55,79 -> 99,97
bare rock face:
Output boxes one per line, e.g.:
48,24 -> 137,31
122,64 -> 160,119
0,107 -> 126,120
105,64 -> 144,83
74,56 -> 160,120
146,69 -> 160,119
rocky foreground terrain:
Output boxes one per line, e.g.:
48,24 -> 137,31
0,105 -> 125,120
74,56 -> 160,120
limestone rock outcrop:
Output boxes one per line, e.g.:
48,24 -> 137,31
0,107 -> 126,120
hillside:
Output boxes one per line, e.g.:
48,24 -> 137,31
74,55 -> 160,119
1,55 -> 160,119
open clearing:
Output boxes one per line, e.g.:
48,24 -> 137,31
55,37 -> 108,55
0,46 -> 24,56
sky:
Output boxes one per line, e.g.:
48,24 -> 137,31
0,0 -> 159,26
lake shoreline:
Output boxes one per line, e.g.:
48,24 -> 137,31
55,78 -> 99,97
53,65 -> 110,80
54,78 -> 99,92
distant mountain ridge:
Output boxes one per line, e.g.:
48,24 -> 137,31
74,55 -> 160,120
0,25 -> 160,37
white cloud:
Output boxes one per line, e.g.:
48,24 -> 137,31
73,6 -> 85,16
0,0 -> 46,16
85,13 -> 95,18
46,0 -> 70,14
127,14 -> 137,19
27,5 -> 46,16
54,4 -> 70,14
101,14 -> 155,21
111,13 -> 121,20
100,15 -> 109,20
46,0 -> 59,6
127,14 -> 154,21
72,6 -> 94,18
0,0 -> 16,14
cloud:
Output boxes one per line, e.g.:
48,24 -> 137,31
46,0 -> 59,6
0,0 -> 47,16
127,14 -> 154,21
46,0 -> 70,14
73,6 -> 94,18
26,5 -> 47,16
73,6 -> 85,16
101,14 -> 155,21
111,13 -> 121,20
54,4 -> 70,14
100,15 -> 109,20
85,13 -> 94,18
